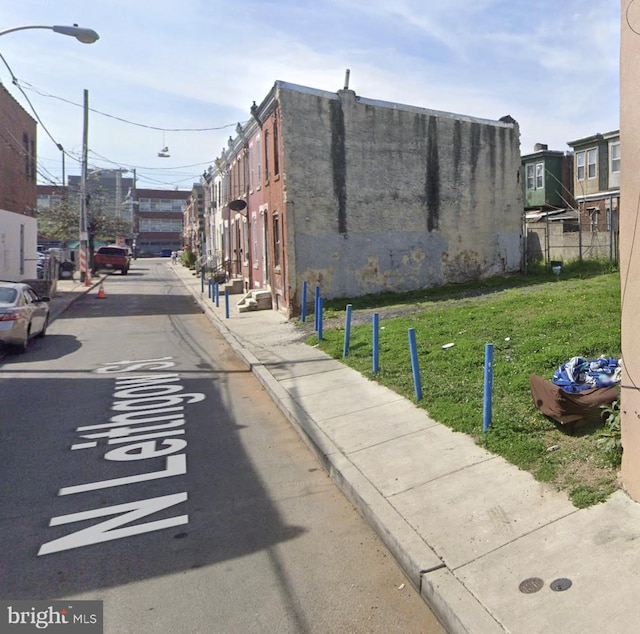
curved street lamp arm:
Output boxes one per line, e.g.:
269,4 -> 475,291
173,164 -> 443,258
0,24 -> 99,43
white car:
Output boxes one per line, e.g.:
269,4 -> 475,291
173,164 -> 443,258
0,282 -> 50,352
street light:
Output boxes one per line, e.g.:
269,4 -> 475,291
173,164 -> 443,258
0,24 -> 99,44
0,22 -> 100,283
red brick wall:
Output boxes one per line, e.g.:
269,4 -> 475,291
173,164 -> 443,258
0,85 -> 37,215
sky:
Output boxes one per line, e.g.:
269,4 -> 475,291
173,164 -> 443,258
1,0 -> 620,192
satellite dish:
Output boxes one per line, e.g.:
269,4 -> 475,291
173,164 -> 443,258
229,199 -> 247,211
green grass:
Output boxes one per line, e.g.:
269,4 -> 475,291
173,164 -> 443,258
307,261 -> 621,508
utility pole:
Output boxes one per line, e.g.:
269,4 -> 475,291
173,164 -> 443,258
79,89 -> 90,284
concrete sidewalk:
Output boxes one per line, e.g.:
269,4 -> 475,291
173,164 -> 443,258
53,266 -> 640,633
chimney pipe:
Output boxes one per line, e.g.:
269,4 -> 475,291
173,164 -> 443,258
344,69 -> 350,90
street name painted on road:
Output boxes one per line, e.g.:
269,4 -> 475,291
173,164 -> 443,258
38,357 -> 206,556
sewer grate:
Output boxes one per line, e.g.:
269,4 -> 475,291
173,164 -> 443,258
550,578 -> 572,592
519,577 -> 544,594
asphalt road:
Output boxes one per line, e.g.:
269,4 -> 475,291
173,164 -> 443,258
0,260 -> 444,633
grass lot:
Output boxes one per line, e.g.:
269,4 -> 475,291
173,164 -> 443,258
306,261 -> 621,508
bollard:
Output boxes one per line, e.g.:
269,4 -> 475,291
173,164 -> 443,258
372,313 -> 380,374
483,343 -> 494,433
200,271 -> 205,293
208,279 -> 213,299
408,328 -> 423,401
343,304 -> 352,357
301,281 -> 308,323
215,283 -> 220,307
318,297 -> 324,341
225,288 -> 230,319
314,286 -> 320,331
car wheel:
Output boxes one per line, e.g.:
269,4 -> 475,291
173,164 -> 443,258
37,315 -> 49,338
15,327 -> 30,354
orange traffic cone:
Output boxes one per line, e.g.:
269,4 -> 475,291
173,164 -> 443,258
96,282 -> 106,299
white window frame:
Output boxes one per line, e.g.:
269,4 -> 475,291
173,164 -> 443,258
610,142 -> 620,174
535,162 -> 544,189
587,148 -> 597,179
576,151 -> 585,181
526,164 -> 535,190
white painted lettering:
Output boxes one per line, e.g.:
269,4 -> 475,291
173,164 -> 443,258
77,409 -> 184,432
95,358 -> 175,374
58,454 -> 187,495
38,492 -> 188,555
104,439 -> 187,462
111,393 -> 205,411
113,385 -> 186,399
80,419 -> 186,440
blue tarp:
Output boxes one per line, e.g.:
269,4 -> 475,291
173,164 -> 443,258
552,356 -> 621,393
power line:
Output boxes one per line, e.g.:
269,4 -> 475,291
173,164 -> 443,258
18,78 -> 245,132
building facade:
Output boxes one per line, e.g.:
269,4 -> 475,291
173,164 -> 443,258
0,84 -> 38,281
134,188 -> 189,257
567,131 -> 620,234
619,0 -> 639,501
206,81 -> 523,317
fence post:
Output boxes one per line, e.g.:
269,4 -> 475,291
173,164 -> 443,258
343,304 -> 352,357
408,328 -> 422,401
301,281 -> 308,323
483,343 -> 494,433
372,313 -> 380,374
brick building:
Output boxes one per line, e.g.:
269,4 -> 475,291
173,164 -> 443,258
0,83 -> 38,280
207,80 -> 523,317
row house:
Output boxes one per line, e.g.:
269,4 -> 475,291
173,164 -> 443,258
202,79 -> 523,317
182,183 -> 205,258
0,84 -> 38,281
522,131 -> 620,264
567,130 -> 620,233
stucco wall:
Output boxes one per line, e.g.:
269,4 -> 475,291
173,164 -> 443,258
278,85 -> 523,301
0,209 -> 38,281
620,0 -> 640,500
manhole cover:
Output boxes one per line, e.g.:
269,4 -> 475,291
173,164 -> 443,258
519,577 -> 544,594
550,578 -> 572,592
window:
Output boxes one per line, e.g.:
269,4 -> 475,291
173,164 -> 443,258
535,163 -> 544,189
526,164 -> 535,190
273,213 -> 281,267
610,142 -> 620,173
273,118 -> 280,176
249,142 -> 255,190
576,152 -> 585,181
587,148 -> 597,179
264,130 -> 270,181
256,135 -> 262,188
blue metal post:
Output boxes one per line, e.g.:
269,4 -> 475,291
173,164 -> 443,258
318,297 -> 323,341
208,279 -> 213,299
372,313 -> 380,374
301,281 -> 308,323
215,283 -> 220,307
343,304 -> 352,357
408,328 -> 423,401
314,286 -> 320,331
225,288 -> 230,319
483,343 -> 494,433
200,271 -> 205,293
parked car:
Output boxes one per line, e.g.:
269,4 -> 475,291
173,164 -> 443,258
93,246 -> 131,275
160,249 -> 173,257
0,282 -> 50,352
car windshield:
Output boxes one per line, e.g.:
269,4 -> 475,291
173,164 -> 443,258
0,287 -> 18,304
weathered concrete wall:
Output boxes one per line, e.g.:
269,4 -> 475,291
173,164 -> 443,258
278,84 -> 523,301
619,0 -> 640,501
